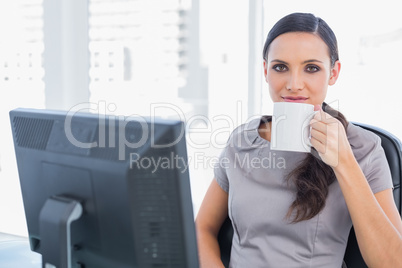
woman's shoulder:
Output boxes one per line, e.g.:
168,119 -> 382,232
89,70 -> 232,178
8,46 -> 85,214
233,115 -> 271,134
347,122 -> 383,163
226,116 -> 271,145
347,122 -> 381,148
347,122 -> 394,191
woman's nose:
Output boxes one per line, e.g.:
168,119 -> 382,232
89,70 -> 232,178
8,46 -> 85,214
286,72 -> 304,91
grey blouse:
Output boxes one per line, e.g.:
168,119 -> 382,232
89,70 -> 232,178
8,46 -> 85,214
214,116 -> 393,268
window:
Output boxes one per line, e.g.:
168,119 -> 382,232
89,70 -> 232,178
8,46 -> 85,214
0,0 -> 45,235
88,0 -> 192,116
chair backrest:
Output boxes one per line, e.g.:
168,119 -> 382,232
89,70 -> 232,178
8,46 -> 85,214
217,122 -> 402,268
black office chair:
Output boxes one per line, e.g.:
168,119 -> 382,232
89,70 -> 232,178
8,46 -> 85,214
217,122 -> 402,268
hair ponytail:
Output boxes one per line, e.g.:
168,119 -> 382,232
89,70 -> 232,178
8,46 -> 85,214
286,102 -> 348,222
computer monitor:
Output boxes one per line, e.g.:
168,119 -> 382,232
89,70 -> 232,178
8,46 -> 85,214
9,108 -> 199,268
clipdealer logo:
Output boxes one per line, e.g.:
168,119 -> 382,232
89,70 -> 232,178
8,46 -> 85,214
129,152 -> 189,174
63,102 -> 186,160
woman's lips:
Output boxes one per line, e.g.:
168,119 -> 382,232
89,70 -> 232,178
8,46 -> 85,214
282,96 -> 308,103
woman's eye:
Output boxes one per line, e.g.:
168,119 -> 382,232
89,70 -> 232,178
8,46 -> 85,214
306,65 -> 320,73
273,64 -> 287,72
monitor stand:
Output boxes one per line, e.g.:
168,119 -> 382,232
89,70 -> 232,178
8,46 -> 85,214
39,196 -> 83,268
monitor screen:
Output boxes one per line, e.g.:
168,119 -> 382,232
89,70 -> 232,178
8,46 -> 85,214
9,108 -> 199,268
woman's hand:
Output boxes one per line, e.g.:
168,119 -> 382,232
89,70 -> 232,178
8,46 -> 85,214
309,105 -> 354,168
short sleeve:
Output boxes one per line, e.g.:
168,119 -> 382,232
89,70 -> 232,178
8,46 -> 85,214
364,135 -> 394,194
214,146 -> 230,193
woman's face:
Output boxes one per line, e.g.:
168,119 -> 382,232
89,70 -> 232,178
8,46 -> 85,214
264,32 -> 340,106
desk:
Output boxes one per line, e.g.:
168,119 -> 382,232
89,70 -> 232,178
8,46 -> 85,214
0,232 -> 41,267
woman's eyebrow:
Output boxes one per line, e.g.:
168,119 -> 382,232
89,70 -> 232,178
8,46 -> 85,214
302,59 -> 323,64
270,59 -> 324,64
270,59 -> 288,64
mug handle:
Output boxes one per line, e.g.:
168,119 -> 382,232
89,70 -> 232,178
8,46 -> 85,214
302,111 -> 318,151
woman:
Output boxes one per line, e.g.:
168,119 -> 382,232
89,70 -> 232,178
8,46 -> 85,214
195,13 -> 402,267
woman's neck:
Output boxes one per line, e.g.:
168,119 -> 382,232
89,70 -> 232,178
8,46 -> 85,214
258,120 -> 272,142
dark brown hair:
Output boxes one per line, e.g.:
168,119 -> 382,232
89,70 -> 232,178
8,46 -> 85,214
263,12 -> 339,67
263,13 -> 346,222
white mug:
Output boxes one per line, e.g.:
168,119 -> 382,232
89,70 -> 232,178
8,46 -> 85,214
270,102 -> 316,153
